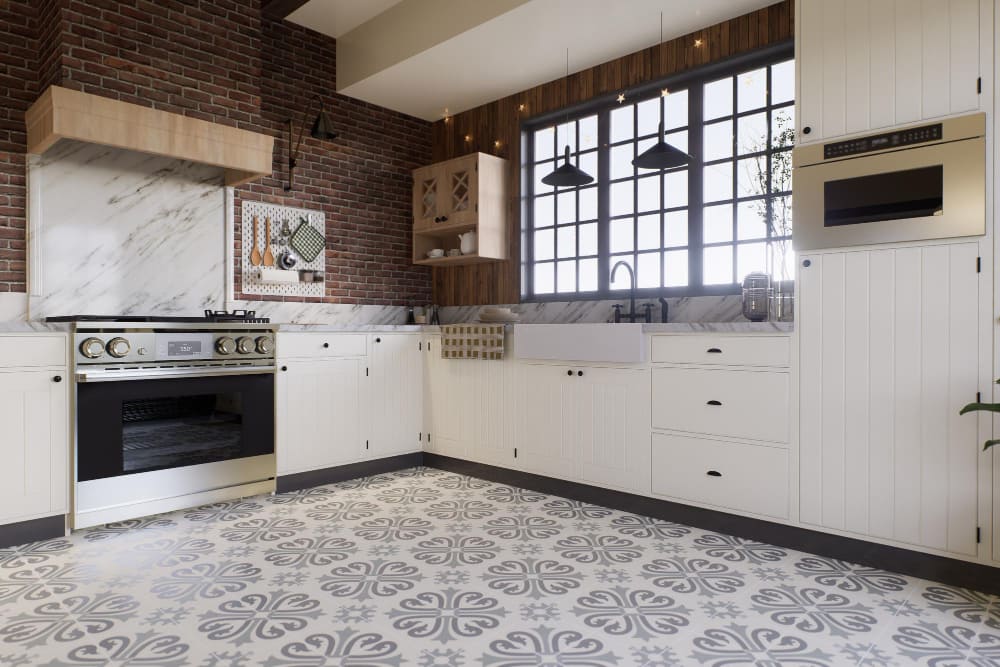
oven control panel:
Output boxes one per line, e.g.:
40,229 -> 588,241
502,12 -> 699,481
75,331 -> 276,365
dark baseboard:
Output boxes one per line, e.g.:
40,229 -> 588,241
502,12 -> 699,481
276,453 -> 424,494
0,515 -> 66,549
423,453 -> 1000,596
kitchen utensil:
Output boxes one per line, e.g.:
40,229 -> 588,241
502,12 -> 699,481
289,219 -> 325,262
741,272 -> 771,322
262,217 -> 275,267
278,251 -> 297,270
447,249 -> 461,257
427,248 -> 445,258
259,267 -> 299,284
249,215 -> 262,266
458,231 -> 477,255
280,219 -> 292,237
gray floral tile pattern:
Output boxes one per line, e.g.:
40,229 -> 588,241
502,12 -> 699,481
0,466 -> 996,666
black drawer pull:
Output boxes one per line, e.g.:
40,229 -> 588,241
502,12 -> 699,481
281,366 -> 288,372
577,370 -> 583,377
707,347 -> 722,353
53,375 -> 62,383
706,470 -> 722,477
567,370 -> 573,376
706,400 -> 722,406
323,342 -> 330,348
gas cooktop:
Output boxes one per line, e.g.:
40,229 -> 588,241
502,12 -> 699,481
46,310 -> 270,324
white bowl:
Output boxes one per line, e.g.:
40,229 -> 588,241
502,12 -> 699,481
447,249 -> 461,257
427,248 -> 445,258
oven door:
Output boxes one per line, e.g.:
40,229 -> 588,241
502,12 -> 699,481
76,370 -> 274,482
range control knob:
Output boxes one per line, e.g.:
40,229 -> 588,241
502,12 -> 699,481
236,336 -> 255,355
107,337 -> 131,358
215,336 -> 237,355
255,335 -> 274,355
80,337 -> 105,359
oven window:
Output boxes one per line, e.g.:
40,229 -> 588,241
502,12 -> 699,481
824,165 -> 944,227
122,393 -> 244,474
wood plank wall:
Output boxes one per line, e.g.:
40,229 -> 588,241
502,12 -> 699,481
429,0 -> 794,306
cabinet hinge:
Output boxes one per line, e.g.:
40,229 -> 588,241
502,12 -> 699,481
977,391 -> 982,402
419,341 -> 422,351
419,433 -> 422,441
976,257 -> 981,273
366,367 -> 369,377
475,203 -> 479,212
514,447 -> 518,458
977,77 -> 982,94
976,526 -> 981,543
428,432 -> 431,443
365,440 -> 369,450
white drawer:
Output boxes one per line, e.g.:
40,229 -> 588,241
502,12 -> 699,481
0,335 -> 66,367
651,335 -> 790,367
277,333 -> 367,359
651,432 -> 788,518
652,367 -> 789,443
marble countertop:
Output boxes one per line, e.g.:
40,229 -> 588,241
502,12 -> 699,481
0,322 -> 69,333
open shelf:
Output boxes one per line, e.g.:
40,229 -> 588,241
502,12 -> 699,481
414,220 -> 477,236
413,253 -> 498,266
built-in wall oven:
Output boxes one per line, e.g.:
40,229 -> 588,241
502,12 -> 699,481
50,313 -> 277,528
792,113 -> 986,250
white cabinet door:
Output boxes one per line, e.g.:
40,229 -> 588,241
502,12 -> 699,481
276,358 -> 363,475
468,360 -> 510,466
0,370 -> 68,523
797,0 -> 982,142
516,364 -> 577,479
798,243 -> 980,555
576,367 -> 649,494
423,336 -> 466,459
368,334 -> 423,458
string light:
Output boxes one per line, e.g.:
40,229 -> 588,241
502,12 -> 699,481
464,134 -> 472,142
616,92 -> 626,103
493,140 -> 501,149
694,38 -> 704,47
517,103 -> 526,112
661,87 -> 670,97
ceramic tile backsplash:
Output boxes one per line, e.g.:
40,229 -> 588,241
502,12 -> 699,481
440,295 -> 746,324
28,142 -> 227,319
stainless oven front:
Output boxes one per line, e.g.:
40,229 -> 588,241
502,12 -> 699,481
792,113 -> 986,251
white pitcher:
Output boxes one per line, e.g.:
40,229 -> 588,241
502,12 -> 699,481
458,231 -> 477,255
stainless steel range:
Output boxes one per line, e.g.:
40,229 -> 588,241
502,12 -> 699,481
50,311 -> 277,528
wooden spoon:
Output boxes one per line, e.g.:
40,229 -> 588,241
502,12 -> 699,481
262,216 -> 275,267
250,215 -> 262,266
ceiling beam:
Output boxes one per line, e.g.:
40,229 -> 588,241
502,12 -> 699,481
262,0 -> 311,19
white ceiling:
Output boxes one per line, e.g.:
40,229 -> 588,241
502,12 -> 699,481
288,0 -> 777,121
286,0 -> 406,38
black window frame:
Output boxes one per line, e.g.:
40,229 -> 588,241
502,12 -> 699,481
521,41 -> 794,302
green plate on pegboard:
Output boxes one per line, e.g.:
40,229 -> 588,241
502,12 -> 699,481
289,218 -> 325,262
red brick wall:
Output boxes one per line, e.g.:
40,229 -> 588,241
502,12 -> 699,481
0,0 -> 432,305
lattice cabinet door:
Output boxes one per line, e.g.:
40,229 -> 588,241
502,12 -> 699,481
442,154 -> 479,226
412,165 -> 444,230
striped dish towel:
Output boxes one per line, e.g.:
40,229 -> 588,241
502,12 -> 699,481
440,324 -> 505,360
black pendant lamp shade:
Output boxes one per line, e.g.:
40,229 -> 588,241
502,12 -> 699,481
542,145 -> 594,187
633,120 -> 692,170
309,101 -> 338,141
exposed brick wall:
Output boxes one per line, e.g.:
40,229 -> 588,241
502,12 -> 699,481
0,1 -> 35,292
0,1 -> 432,304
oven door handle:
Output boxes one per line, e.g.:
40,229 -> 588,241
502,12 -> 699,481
75,366 -> 276,383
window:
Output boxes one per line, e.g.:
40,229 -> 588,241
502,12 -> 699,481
524,48 -> 794,299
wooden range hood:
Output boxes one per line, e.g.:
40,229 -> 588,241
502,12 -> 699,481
26,86 -> 274,186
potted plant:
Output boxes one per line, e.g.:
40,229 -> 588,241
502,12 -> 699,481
960,381 -> 1000,450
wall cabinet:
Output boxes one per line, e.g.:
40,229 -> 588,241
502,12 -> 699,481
798,244 -> 981,556
514,363 -> 648,494
0,335 -> 68,526
367,334 -> 424,458
796,0 -> 983,143
411,152 -> 508,266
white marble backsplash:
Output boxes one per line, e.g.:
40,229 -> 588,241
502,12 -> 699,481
440,295 -> 748,324
227,300 -> 408,326
28,141 -> 227,319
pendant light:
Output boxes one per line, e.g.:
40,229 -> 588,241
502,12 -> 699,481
633,14 -> 693,171
541,50 -> 594,187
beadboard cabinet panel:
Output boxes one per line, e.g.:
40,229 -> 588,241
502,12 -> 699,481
798,243 -> 980,556
368,334 -> 424,458
797,0 -> 983,143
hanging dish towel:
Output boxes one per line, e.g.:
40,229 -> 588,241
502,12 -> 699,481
440,324 -> 505,360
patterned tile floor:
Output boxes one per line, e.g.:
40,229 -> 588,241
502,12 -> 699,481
0,467 -> 997,666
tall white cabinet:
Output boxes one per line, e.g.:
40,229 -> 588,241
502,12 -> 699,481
796,0 -> 986,143
367,334 -> 424,458
798,244 -> 982,556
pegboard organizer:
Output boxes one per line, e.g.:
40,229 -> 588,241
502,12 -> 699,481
241,201 -> 326,297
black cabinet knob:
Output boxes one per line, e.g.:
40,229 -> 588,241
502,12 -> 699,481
323,342 -> 330,348
802,259 -> 812,267
53,375 -> 62,383
577,370 -> 583,377
375,337 -> 382,343
281,366 -> 288,372
567,370 -> 573,376
706,470 -> 722,477
803,126 -> 812,134
707,399 -> 722,406
707,348 -> 722,354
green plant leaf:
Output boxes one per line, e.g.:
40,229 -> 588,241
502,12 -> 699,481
983,439 -> 1000,451
959,402 -> 1000,415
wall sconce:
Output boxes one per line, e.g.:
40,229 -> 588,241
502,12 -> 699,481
285,94 -> 338,191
